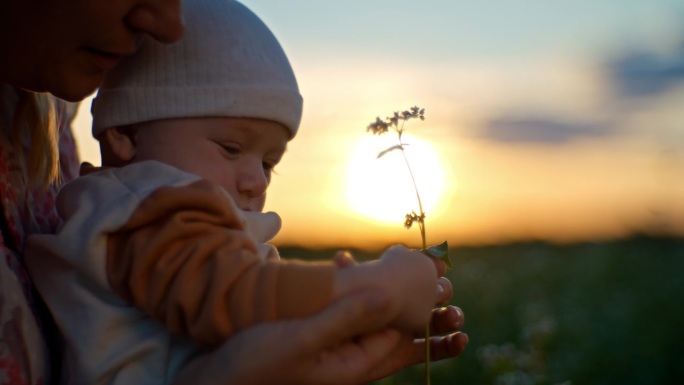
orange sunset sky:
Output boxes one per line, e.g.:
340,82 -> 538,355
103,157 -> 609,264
71,1 -> 684,250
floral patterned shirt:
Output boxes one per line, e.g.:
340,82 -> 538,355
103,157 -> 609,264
0,85 -> 79,385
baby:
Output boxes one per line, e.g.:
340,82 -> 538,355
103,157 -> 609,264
25,1 -> 441,384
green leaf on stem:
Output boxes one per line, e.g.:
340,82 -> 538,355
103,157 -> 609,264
377,144 -> 404,159
422,240 -> 451,269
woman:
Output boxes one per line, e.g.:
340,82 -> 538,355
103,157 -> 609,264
0,1 -> 467,384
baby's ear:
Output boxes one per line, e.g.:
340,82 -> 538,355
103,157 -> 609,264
99,126 -> 137,166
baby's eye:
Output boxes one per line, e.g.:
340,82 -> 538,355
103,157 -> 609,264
220,144 -> 241,157
263,162 -> 277,182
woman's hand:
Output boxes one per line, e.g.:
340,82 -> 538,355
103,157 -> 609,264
174,289 -> 468,385
332,249 -> 467,375
174,247 -> 468,385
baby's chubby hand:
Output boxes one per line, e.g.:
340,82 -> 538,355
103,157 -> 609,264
334,245 -> 437,333
375,245 -> 438,331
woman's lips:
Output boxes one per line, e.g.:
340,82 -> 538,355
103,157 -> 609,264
85,47 -> 131,70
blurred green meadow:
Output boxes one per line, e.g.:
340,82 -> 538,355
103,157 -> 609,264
279,236 -> 684,385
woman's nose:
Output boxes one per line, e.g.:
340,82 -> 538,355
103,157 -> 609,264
125,0 -> 185,44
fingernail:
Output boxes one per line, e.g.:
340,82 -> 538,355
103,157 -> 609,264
448,332 -> 469,345
451,306 -> 465,328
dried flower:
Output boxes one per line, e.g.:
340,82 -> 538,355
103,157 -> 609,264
404,211 -> 425,229
367,106 -> 426,138
363,105 -> 449,385
367,117 -> 389,135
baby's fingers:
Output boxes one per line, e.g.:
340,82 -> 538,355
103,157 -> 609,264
333,250 -> 358,268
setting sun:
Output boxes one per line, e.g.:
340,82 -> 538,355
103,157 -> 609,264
345,133 -> 446,224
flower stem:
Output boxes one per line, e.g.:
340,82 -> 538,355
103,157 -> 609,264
399,145 -> 427,242
399,143 -> 430,385
425,325 -> 431,385
368,107 -> 435,385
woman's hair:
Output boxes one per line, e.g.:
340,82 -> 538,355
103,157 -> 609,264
12,89 -> 60,188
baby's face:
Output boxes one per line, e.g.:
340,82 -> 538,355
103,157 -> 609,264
132,117 -> 289,212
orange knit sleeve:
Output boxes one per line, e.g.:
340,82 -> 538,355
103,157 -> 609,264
106,179 -> 336,347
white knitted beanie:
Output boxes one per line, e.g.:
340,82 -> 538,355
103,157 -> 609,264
91,0 -> 302,139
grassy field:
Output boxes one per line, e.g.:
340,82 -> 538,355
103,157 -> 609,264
279,236 -> 684,385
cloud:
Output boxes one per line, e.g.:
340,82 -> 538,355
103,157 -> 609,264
608,43 -> 684,98
473,23 -> 684,146
480,116 -> 611,144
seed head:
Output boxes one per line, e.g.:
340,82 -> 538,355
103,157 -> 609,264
367,117 -> 389,135
404,211 -> 425,229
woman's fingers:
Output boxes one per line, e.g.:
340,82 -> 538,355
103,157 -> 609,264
428,332 -> 469,360
435,277 -> 453,306
432,258 -> 447,277
370,329 -> 469,379
428,305 -> 465,335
